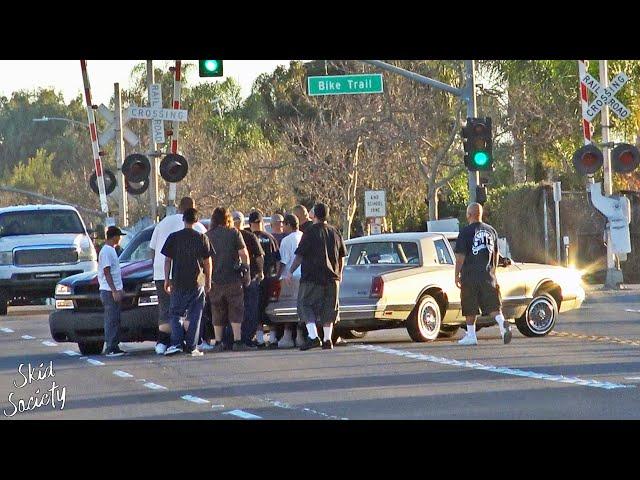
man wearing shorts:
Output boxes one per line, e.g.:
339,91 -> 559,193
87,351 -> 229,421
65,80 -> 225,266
454,202 -> 512,346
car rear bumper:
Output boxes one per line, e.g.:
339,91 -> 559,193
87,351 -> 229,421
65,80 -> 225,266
49,306 -> 157,344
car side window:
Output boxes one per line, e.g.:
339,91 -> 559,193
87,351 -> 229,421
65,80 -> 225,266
129,240 -> 151,261
434,239 -> 453,265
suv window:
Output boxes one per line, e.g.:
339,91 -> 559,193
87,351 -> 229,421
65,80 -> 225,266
0,210 -> 84,237
120,227 -> 154,262
434,239 -> 453,265
347,241 -> 420,265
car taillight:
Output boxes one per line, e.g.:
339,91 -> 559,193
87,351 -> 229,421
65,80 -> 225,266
268,278 -> 282,301
370,276 -> 384,298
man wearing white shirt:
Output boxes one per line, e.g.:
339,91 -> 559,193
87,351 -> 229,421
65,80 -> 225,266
149,197 -> 207,354
98,226 -> 127,357
277,214 -> 304,348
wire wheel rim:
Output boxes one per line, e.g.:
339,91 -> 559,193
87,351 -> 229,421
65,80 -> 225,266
528,298 -> 555,333
418,301 -> 440,338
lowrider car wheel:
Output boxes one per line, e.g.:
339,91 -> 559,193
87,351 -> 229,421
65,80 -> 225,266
335,329 -> 368,340
407,294 -> 441,342
78,341 -> 104,355
516,293 -> 558,337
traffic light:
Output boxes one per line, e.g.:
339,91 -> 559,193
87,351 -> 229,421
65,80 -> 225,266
572,144 -> 604,175
199,60 -> 223,77
462,117 -> 493,171
612,143 -> 640,173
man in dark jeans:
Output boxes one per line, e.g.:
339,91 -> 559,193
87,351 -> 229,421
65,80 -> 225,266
283,202 -> 347,351
161,208 -> 213,356
98,226 -> 127,357
247,210 -> 280,347
232,211 -> 264,349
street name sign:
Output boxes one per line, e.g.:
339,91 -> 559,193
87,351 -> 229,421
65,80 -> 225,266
308,74 -> 383,96
365,190 -> 386,217
581,72 -> 630,121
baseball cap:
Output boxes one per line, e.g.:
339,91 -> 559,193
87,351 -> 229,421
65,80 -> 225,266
106,226 -> 126,239
248,211 -> 263,224
232,211 -> 244,222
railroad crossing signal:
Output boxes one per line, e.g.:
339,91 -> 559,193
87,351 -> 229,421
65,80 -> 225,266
199,60 -> 223,77
97,104 -> 139,147
581,72 -> 630,122
462,117 -> 493,171
572,143 -> 640,175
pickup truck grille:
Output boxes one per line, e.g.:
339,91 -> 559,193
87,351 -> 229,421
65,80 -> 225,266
14,248 -> 78,266
73,283 -> 137,311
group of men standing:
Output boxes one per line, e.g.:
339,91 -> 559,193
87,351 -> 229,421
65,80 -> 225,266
98,196 -> 347,356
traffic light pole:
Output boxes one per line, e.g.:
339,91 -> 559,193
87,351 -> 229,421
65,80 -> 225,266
464,60 -> 479,203
147,60 -> 159,222
599,60 -> 623,288
362,60 -> 477,202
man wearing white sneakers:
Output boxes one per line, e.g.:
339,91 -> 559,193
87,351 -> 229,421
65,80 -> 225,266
454,203 -> 512,346
149,197 -> 207,355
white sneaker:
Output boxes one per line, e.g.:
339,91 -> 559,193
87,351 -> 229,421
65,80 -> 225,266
502,323 -> 513,345
458,334 -> 478,346
191,349 -> 204,357
198,341 -> 215,352
155,343 -> 167,355
278,338 -> 295,349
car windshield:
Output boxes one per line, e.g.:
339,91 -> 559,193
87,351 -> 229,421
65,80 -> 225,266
119,227 -> 154,262
347,241 -> 420,265
0,210 -> 84,237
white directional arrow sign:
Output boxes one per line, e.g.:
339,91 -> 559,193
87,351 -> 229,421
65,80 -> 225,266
581,72 -> 631,122
97,104 -> 139,147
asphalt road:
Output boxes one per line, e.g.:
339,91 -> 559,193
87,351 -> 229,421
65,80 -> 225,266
2,286 -> 640,420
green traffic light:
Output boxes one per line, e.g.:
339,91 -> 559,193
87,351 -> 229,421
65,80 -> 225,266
199,60 -> 223,77
472,151 -> 490,167
204,60 -> 218,72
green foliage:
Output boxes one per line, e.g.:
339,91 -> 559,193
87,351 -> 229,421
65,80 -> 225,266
8,148 -> 63,196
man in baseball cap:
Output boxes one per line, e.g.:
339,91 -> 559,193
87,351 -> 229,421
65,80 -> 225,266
98,226 -> 127,356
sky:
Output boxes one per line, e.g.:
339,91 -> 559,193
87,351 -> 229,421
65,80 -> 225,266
0,60 -> 291,104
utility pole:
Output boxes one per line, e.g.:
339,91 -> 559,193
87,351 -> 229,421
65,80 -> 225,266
464,60 -> 479,203
599,59 -> 623,288
114,83 -> 128,226
147,60 -> 159,222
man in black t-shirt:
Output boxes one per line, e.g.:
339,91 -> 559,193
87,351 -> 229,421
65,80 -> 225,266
283,202 -> 347,351
247,210 -> 280,347
161,208 -> 214,356
454,203 -> 512,346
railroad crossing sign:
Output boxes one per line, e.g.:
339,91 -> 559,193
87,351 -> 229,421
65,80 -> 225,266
126,83 -> 189,144
97,104 -> 139,147
581,72 -> 631,121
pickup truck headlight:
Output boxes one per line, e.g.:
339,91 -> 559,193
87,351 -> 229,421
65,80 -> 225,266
78,243 -> 97,262
55,299 -> 74,310
55,284 -> 72,295
0,251 -> 13,266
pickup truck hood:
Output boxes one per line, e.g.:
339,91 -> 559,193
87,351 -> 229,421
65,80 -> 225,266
59,259 -> 153,286
0,233 -> 89,251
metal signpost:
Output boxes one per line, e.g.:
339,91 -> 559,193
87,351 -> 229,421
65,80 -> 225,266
308,74 -> 384,96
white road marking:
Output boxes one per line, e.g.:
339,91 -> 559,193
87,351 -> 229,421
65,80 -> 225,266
181,395 -> 210,405
625,309 -> 640,313
0,327 -> 14,333
113,370 -> 134,378
223,409 -> 262,420
625,377 -> 640,381
41,340 -> 58,346
211,404 -> 225,409
86,358 -> 105,366
354,344 -> 634,390
64,350 -> 81,356
21,335 -> 35,340
143,382 -> 167,391
261,397 -> 348,420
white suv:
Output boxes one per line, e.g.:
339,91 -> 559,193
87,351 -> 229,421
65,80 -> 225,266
0,205 -> 98,315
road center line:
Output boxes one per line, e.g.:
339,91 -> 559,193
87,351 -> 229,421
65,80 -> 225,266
181,395 -> 210,404
261,397 -> 348,420
41,340 -> 58,346
86,358 -> 105,366
21,335 -> 35,340
1,327 -> 15,333
353,344 -> 634,390
113,370 -> 134,378
63,350 -> 81,356
223,409 -> 262,420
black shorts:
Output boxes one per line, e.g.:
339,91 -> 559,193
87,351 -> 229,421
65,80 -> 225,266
460,277 -> 502,317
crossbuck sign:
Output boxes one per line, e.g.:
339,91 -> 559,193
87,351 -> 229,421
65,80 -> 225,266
581,72 -> 631,122
126,84 -> 189,144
